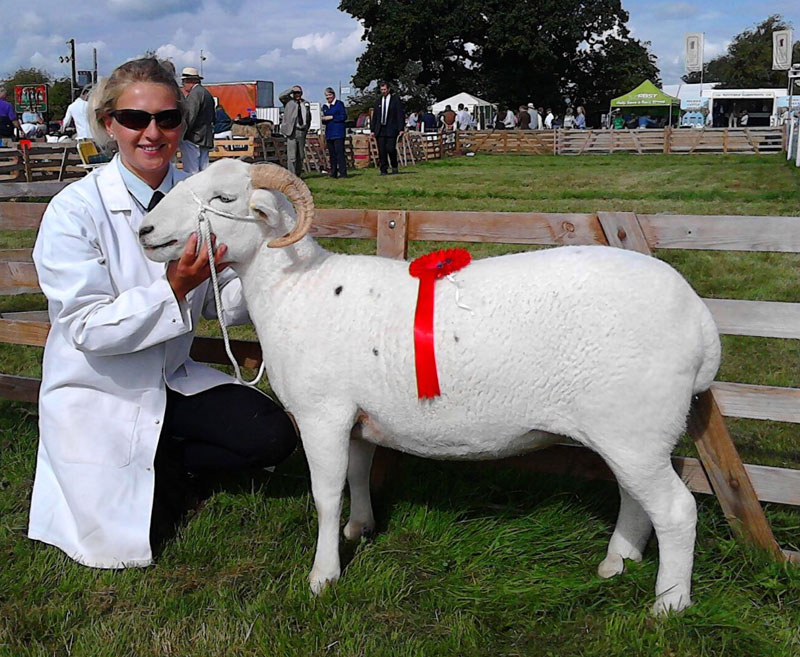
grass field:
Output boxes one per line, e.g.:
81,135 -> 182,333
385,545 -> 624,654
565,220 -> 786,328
1,153 -> 800,656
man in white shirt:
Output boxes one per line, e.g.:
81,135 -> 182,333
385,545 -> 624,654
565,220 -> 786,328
545,108 -> 554,129
456,103 -> 474,130
61,85 -> 92,140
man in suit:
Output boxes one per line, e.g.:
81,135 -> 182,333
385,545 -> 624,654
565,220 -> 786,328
279,85 -> 311,176
371,81 -> 405,175
180,68 -> 216,174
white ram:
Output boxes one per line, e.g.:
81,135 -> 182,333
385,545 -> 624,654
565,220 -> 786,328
141,159 -> 721,614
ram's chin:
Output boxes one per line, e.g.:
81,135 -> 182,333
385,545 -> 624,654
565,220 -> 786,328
141,241 -> 182,263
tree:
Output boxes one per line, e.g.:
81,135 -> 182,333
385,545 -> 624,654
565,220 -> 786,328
681,15 -> 800,87
340,0 -> 658,117
1,67 -> 73,122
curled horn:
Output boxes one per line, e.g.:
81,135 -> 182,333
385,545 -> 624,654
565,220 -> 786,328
249,163 -> 315,248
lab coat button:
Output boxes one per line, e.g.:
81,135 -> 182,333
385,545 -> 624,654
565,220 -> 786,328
155,419 -> 160,425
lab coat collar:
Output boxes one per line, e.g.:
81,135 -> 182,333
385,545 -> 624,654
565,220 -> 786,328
96,155 -> 133,214
96,155 -> 186,214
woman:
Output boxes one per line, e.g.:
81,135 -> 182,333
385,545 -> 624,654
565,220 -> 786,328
321,87 -> 348,179
28,57 -> 297,568
575,106 -> 587,129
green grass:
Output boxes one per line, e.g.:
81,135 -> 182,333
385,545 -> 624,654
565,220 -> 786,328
2,154 -> 800,656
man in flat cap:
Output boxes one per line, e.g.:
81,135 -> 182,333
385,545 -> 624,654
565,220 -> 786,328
279,84 -> 311,176
180,67 -> 216,174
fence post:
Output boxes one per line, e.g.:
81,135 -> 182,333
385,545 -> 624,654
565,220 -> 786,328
371,209 -> 409,489
687,390 -> 784,560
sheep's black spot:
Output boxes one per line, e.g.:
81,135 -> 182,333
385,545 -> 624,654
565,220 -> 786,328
334,285 -> 343,296
454,335 -> 460,343
372,348 -> 379,356
368,287 -> 374,295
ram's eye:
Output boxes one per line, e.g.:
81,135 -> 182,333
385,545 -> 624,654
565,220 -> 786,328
214,195 -> 236,203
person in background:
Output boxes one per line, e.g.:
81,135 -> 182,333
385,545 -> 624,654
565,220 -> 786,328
544,108 -> 554,129
27,56 -> 298,570
739,110 -> 749,127
179,67 -> 216,174
62,85 -> 93,140
406,110 -> 418,131
371,80 -> 404,175
562,107 -> 574,129
213,104 -> 233,139
441,104 -> 457,131
321,87 -> 348,179
575,105 -> 587,129
517,104 -> 530,129
456,103 -> 474,130
21,110 -> 46,138
527,103 -> 539,129
418,106 -> 437,133
279,84 -> 311,177
502,106 -> 516,129
0,88 -> 23,140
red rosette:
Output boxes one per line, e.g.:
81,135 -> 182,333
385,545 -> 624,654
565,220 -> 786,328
19,139 -> 32,150
409,248 -> 472,280
408,248 -> 472,399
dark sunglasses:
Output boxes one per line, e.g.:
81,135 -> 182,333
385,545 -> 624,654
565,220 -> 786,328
110,108 -> 183,130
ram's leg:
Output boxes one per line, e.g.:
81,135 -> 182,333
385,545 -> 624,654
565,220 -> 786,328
344,438 -> 376,541
601,452 -> 696,615
598,484 -> 652,578
298,416 -> 351,595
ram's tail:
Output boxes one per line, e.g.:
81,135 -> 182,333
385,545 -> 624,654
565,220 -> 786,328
693,302 -> 721,395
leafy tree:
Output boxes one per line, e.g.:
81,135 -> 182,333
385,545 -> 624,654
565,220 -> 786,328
1,67 -> 74,122
682,15 -> 800,87
340,0 -> 658,117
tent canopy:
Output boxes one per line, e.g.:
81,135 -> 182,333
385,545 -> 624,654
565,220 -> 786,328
431,92 -> 494,114
610,80 -> 680,109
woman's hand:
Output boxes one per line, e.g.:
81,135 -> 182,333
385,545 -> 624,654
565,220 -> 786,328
166,232 -> 229,301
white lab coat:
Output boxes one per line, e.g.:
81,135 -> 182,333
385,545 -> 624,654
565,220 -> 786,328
62,97 -> 91,140
28,157 -> 250,568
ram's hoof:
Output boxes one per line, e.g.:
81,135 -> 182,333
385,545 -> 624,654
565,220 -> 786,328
597,554 -> 625,578
308,571 -> 339,596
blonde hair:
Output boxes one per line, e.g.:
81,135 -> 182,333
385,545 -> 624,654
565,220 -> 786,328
89,57 -> 184,149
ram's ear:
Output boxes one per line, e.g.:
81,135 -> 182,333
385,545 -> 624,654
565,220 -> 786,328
249,189 -> 281,227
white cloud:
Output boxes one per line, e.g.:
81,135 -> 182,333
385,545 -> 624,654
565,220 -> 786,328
292,31 -> 337,54
292,26 -> 365,61
256,48 -> 282,68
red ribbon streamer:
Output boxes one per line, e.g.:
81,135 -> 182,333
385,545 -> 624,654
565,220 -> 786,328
409,249 -> 471,399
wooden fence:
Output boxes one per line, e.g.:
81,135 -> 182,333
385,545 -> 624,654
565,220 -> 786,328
457,126 -> 786,156
0,181 -> 798,565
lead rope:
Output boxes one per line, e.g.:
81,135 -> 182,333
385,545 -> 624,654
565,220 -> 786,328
191,191 -> 267,387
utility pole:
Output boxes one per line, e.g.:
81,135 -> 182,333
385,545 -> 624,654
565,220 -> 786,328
93,48 -> 98,85
200,49 -> 207,77
68,39 -> 77,100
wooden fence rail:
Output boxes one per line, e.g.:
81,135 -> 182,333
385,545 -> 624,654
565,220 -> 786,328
454,127 -> 785,156
0,186 -> 798,564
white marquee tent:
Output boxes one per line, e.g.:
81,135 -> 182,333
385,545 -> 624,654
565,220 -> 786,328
431,92 -> 495,114
431,92 -> 496,128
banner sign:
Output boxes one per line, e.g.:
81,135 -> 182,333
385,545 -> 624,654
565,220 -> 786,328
773,29 -> 793,70
685,33 -> 704,73
14,84 -> 48,113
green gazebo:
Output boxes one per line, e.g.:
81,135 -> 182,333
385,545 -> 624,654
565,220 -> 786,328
609,80 -> 681,127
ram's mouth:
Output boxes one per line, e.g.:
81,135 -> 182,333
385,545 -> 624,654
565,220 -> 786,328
143,239 -> 178,250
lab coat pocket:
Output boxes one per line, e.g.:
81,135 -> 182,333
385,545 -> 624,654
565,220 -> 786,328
42,392 -> 141,468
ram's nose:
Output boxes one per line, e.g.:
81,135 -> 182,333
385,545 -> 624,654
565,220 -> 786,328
139,225 -> 154,237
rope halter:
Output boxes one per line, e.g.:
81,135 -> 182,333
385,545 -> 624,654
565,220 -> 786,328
189,190 -> 266,387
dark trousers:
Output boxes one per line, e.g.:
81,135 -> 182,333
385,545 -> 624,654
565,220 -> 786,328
326,138 -> 347,177
149,384 -> 298,553
376,134 -> 398,173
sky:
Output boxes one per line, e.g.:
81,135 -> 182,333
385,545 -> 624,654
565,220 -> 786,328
1,0 -> 799,108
